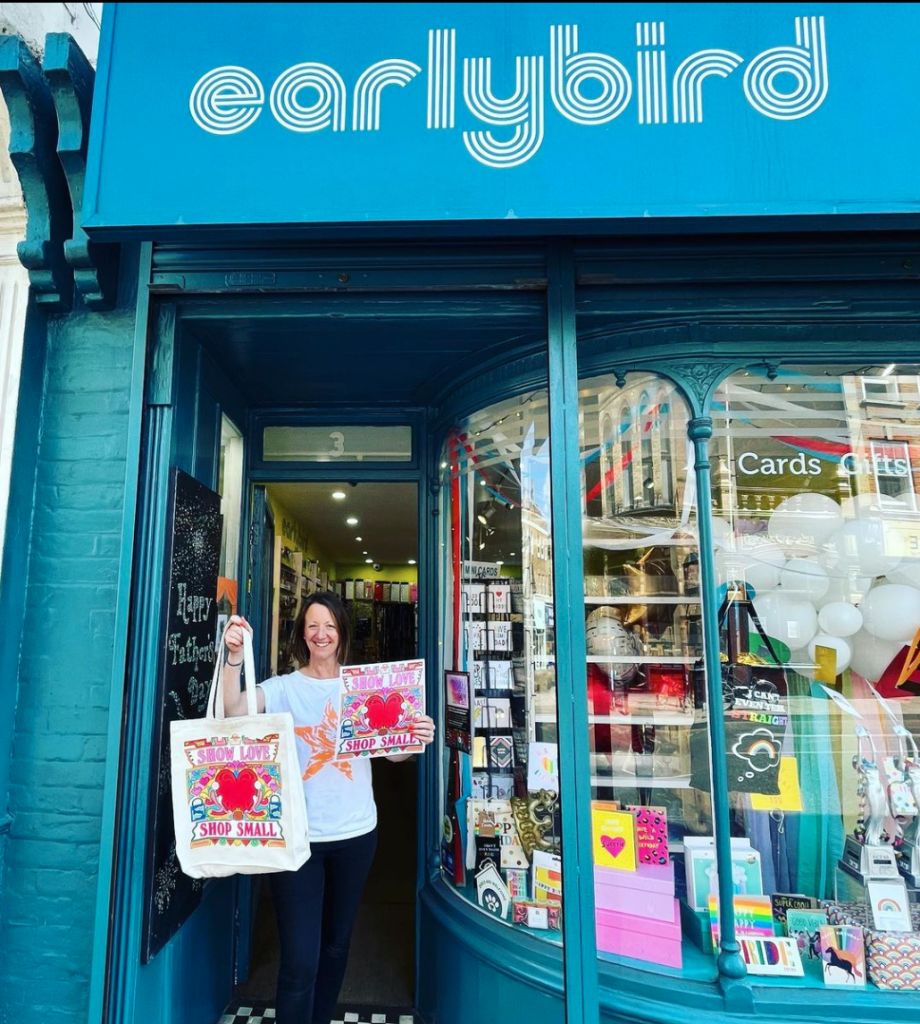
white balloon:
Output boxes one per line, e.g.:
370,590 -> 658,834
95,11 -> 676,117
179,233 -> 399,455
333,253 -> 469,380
806,634 -> 853,675
885,562 -> 920,590
826,519 -> 902,578
716,537 -> 785,594
817,602 -> 864,638
849,629 -> 903,682
860,584 -> 920,642
754,592 -> 818,651
815,570 -> 873,609
767,492 -> 844,556
779,558 -> 830,601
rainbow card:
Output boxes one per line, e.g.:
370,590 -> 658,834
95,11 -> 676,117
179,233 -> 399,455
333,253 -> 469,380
819,925 -> 865,987
708,894 -> 774,945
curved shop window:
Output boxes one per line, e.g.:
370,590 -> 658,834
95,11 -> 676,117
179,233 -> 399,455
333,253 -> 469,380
704,363 -> 920,991
579,372 -> 716,978
438,390 -> 564,939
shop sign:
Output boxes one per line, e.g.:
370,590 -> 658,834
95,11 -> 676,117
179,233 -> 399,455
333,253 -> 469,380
737,449 -> 913,477
86,4 -> 920,232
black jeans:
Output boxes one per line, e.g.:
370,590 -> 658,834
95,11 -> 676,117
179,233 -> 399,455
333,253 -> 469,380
270,828 -> 377,1024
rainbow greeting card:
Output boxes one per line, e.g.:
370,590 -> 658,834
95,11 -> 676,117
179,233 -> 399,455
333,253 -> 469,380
708,894 -> 774,945
819,925 -> 865,987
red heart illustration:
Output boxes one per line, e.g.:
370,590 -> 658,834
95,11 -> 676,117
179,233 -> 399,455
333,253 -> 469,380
601,835 -> 626,858
365,692 -> 404,731
216,768 -> 258,820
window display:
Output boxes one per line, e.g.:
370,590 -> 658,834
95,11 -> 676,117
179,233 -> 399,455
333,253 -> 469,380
578,372 -> 713,975
438,391 -> 564,943
708,364 -> 920,990
438,361 -> 920,996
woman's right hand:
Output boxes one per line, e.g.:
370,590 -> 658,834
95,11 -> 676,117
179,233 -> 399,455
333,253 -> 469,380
224,615 -> 253,658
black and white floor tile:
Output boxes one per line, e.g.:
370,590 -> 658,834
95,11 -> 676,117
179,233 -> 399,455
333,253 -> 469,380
220,1005 -> 418,1024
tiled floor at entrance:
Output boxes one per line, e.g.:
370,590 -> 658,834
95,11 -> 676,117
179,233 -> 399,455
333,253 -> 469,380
220,1005 -> 419,1024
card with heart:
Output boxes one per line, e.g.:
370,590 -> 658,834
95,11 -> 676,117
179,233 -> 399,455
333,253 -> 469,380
335,660 -> 426,760
591,801 -> 637,872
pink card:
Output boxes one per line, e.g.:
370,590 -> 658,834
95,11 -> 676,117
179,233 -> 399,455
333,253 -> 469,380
629,806 -> 669,867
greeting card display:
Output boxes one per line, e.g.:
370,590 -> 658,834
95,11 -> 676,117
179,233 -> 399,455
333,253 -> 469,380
771,893 -> 816,928
787,909 -> 829,964
474,696 -> 512,730
591,802 -> 637,872
445,670 -> 472,753
527,742 -> 559,793
708,894 -> 773,945
628,805 -> 669,867
739,936 -> 804,977
335,660 -> 425,760
532,850 -> 563,904
819,925 -> 866,986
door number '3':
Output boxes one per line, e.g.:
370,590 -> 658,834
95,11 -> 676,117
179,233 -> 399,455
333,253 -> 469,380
329,431 -> 345,457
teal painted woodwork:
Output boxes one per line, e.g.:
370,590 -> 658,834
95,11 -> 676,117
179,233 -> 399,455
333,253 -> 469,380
6,225 -> 920,1024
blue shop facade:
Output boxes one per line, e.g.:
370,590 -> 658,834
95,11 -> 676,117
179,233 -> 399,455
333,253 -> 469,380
3,4 -> 920,1023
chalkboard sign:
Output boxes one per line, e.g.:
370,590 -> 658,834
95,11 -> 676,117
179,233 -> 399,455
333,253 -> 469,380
143,468 -> 223,962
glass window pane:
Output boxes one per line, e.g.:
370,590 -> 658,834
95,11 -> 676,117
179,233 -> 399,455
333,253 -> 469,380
579,372 -> 715,979
263,424 -> 412,462
438,392 -> 564,943
711,364 -> 920,990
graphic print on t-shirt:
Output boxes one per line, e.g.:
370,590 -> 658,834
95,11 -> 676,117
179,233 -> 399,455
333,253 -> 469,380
294,698 -> 354,782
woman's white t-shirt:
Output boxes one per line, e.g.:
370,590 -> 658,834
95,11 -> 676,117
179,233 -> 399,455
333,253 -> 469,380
258,672 -> 377,842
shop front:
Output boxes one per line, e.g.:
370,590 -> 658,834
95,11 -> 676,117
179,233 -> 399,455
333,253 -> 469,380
4,4 -> 920,1024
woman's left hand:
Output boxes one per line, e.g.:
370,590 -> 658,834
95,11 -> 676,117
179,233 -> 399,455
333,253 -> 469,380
409,714 -> 436,746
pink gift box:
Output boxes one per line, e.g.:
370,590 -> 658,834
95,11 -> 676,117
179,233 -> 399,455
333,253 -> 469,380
594,863 -> 675,919
596,898 -> 683,969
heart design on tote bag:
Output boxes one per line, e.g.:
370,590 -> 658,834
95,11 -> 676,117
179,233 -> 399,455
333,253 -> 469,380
216,767 -> 259,819
601,835 -> 626,858
365,692 -> 404,730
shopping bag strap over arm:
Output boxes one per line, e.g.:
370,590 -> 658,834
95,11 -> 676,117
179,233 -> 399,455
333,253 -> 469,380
207,625 -> 259,720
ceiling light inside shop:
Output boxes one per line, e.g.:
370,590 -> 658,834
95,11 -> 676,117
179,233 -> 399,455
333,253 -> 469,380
332,491 -> 346,500
365,558 -> 373,564
408,559 -> 417,565
346,517 -> 359,525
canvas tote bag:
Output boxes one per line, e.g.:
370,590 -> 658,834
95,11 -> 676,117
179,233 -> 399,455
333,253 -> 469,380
170,627 -> 310,877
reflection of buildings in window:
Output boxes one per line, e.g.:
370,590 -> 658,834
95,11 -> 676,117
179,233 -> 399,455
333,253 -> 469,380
869,440 -> 917,511
861,374 -> 901,404
598,385 -> 678,517
842,374 -> 920,515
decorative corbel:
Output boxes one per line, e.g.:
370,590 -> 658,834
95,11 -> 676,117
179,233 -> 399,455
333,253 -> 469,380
44,33 -> 119,309
0,36 -> 72,311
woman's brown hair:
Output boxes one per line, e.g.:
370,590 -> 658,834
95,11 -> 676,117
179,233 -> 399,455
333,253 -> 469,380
288,591 -> 352,668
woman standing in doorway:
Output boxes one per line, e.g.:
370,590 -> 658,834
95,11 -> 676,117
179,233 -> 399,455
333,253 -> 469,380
222,592 -> 435,1024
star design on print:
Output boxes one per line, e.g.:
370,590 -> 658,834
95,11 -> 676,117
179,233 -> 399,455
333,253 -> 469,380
294,699 -> 353,781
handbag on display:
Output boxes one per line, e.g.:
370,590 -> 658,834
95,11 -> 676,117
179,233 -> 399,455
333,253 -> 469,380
169,628 -> 311,878
876,628 -> 920,699
689,589 -> 788,797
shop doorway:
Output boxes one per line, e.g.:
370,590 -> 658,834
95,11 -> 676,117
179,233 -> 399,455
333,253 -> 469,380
238,481 -> 420,1011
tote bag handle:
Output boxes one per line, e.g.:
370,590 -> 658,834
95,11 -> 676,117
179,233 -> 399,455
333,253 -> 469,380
207,624 -> 259,720
716,586 -> 785,669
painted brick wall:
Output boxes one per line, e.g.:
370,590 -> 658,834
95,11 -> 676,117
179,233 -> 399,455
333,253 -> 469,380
0,302 -> 136,1024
